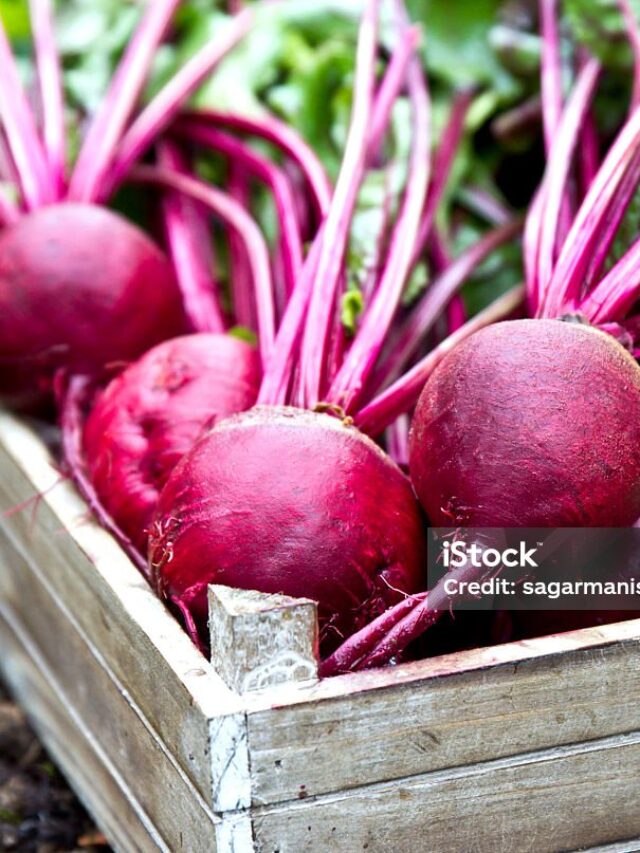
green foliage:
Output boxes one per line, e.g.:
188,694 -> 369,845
565,0 -> 640,69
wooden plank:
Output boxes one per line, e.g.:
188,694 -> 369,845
246,626 -> 640,804
0,412 -> 242,804
252,732 -> 640,853
0,604 -> 169,853
0,532 -> 221,852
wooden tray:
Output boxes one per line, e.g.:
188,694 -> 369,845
1,411 -> 639,853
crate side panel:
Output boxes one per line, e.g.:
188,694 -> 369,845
0,535 -> 219,853
253,733 -> 640,853
0,414 -> 241,803
247,636 -> 640,803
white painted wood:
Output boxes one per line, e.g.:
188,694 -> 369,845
208,585 -> 318,694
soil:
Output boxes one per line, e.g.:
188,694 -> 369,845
0,679 -> 110,853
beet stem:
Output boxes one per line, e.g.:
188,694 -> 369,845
457,185 -> 513,227
227,162 -> 258,332
618,0 -> 640,113
368,25 -> 420,158
370,219 -> 521,396
131,165 -> 276,364
68,0 -> 180,203
355,283 -> 526,437
29,0 -> 66,197
297,0 -> 380,407
184,109 -> 332,219
157,141 -> 226,334
326,50 -> 431,413
534,59 -> 601,313
0,16 -> 53,207
175,121 -> 304,302
105,8 -> 255,200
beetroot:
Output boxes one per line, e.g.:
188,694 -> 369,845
149,407 -> 426,652
410,319 -> 640,528
0,204 -> 186,409
83,333 -> 260,554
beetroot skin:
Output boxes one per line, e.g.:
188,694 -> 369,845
84,333 -> 260,554
0,203 -> 186,407
149,407 -> 427,651
410,319 -> 640,527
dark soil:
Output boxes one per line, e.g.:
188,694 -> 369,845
0,680 -> 110,853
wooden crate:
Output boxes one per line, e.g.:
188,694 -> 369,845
1,410 -> 640,853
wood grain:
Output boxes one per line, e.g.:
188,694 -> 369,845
252,731 -> 640,852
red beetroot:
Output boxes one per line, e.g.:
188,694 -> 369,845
149,407 -> 427,651
83,333 -> 260,554
0,204 -> 186,408
410,319 -> 640,528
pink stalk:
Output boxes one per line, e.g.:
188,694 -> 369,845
576,50 -> 600,197
227,164 -> 257,331
257,235 -> 323,405
579,235 -> 640,322
69,0 -> 181,203
411,87 -> 475,266
370,220 -> 521,393
544,102 -> 640,316
106,8 -> 255,199
618,0 -> 640,112
0,20 -> 53,207
582,145 -> 640,291
385,414 -> 410,468
355,283 -> 525,437
59,375 -> 148,576
297,0 -> 380,407
534,59 -> 601,313
368,25 -> 421,158
130,165 -> 275,365
184,109 -> 332,218
361,167 -> 395,306
30,0 -> 66,196
539,0 -> 564,153
157,141 -> 225,334
539,0 -> 573,241
523,187 -> 545,312
447,297 -> 467,333
175,121 -> 304,299
457,185 -> 512,227
325,57 -> 431,413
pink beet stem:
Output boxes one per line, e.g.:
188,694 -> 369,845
576,50 -> 600,198
539,0 -> 574,242
69,0 -> 180,203
355,283 -> 525,436
157,141 -> 226,334
368,25 -> 421,158
105,8 -> 255,200
183,109 -> 332,218
29,0 -> 66,196
385,413 -> 410,468
458,185 -> 512,227
544,99 -> 640,316
175,120 -> 304,300
618,0 -> 640,112
227,162 -> 257,331
371,219 -> 521,394
131,165 -> 275,365
534,59 -> 601,314
297,0 -> 380,407
578,234 -> 640,322
257,233 -> 324,405
58,375 -> 148,577
326,52 -> 431,413
411,87 -> 475,267
0,18 -> 53,207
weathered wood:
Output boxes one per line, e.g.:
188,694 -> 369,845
0,532 -> 220,852
208,585 -> 318,694
0,412 -> 242,804
252,731 -> 640,853
244,621 -> 640,804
